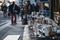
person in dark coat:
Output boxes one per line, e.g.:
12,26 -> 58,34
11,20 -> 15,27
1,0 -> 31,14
9,1 -> 19,24
21,5 -> 25,19
32,4 -> 35,12
16,6 -> 20,20
35,3 -> 40,16
35,3 -> 40,12
9,2 -> 19,14
26,1 -> 33,15
1,4 -> 7,17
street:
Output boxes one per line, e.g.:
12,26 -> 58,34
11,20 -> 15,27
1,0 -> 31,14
0,11 -> 60,40
0,20 -> 24,40
0,0 -> 60,40
0,11 -> 24,40
0,11 -> 10,26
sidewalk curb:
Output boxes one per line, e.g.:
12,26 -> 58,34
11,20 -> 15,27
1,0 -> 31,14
23,25 -> 30,40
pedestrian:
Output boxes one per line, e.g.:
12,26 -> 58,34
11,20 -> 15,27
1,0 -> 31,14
26,1 -> 33,15
31,4 -> 36,16
9,1 -> 19,24
1,4 -> 7,17
21,5 -> 25,19
16,6 -> 20,20
32,4 -> 35,12
1,3 -> 3,11
35,3 -> 40,16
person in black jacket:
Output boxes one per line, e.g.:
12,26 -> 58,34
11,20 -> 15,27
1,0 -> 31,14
32,4 -> 35,12
35,3 -> 40,16
26,1 -> 33,15
9,1 -> 20,15
1,4 -> 7,17
9,1 -> 20,24
35,3 -> 39,12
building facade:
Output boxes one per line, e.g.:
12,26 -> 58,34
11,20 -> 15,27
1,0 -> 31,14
36,0 -> 51,17
51,0 -> 60,25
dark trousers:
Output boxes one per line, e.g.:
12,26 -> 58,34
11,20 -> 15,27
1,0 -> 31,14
11,13 -> 16,24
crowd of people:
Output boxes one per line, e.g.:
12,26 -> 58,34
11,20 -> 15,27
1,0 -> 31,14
1,1 -> 40,17
1,1 -> 40,24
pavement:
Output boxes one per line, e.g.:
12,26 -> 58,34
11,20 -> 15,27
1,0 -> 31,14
0,11 -> 60,40
0,18 -> 31,40
23,25 -> 30,40
0,11 -> 31,40
0,11 -> 10,26
0,20 -> 23,40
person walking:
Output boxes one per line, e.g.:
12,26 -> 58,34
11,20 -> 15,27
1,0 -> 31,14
9,1 -> 19,24
35,3 -> 40,16
1,4 -> 7,17
26,1 -> 33,15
